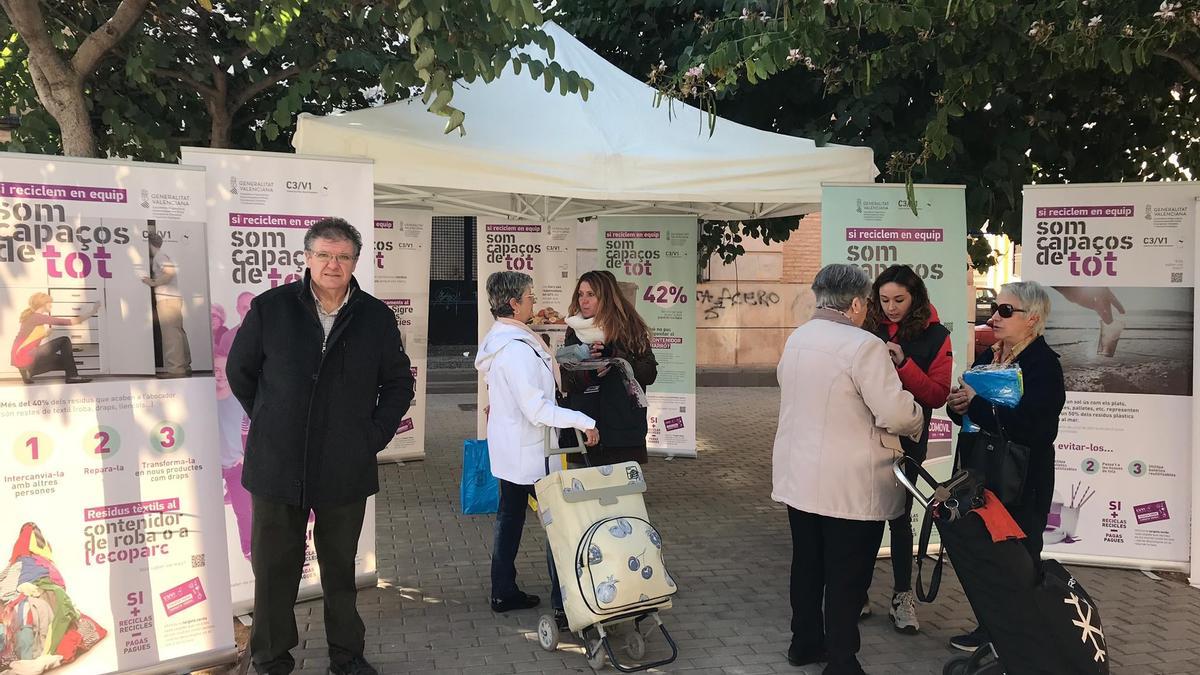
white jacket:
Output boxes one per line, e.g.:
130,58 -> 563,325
772,310 -> 924,521
475,320 -> 596,485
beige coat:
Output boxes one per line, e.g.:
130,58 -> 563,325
772,309 -> 924,521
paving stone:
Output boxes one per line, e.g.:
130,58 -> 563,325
273,388 -> 1200,674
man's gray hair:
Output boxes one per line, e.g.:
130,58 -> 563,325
1001,280 -> 1052,335
812,263 -> 871,311
487,271 -> 532,319
304,217 -> 362,257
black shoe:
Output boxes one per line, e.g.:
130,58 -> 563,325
491,591 -> 540,613
328,656 -> 378,675
17,369 -> 33,384
786,645 -> 827,667
64,376 -> 93,384
822,661 -> 867,675
948,626 -> 990,652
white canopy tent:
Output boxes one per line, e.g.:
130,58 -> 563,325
292,22 -> 877,220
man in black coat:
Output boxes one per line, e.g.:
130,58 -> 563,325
227,218 -> 414,675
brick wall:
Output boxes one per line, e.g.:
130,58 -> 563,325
782,213 -> 822,283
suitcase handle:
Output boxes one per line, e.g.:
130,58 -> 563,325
562,480 -> 646,506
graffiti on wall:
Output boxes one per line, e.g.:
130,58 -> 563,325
697,286 -> 782,320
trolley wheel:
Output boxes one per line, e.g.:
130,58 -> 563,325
586,639 -> 607,670
536,614 -> 559,651
942,656 -> 971,675
625,630 -> 646,660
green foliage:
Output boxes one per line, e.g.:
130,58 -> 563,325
1,0 -> 592,159
561,1 -> 1199,269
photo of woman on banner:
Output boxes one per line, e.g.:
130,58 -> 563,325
946,280 -> 1066,653
861,264 -> 952,635
9,292 -> 98,385
559,270 -> 658,466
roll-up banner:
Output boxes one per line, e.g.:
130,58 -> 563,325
475,222 -> 576,437
181,147 -> 377,612
1022,182 -> 1199,572
374,208 -> 432,462
821,184 -> 970,552
0,152 -> 234,674
597,216 -> 698,457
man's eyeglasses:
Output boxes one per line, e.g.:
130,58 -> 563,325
308,251 -> 358,265
991,302 -> 1028,318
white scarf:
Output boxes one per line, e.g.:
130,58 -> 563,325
565,314 -> 606,344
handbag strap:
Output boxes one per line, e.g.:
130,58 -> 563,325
914,504 -> 944,603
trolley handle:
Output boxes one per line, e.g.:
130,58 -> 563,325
563,480 -> 645,506
544,428 -> 587,458
893,456 -> 942,509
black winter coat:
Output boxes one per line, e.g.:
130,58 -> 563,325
949,335 -> 1065,521
560,328 -> 657,463
227,272 -> 414,507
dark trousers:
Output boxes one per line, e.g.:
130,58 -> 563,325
788,508 -> 884,674
250,495 -> 367,675
26,337 -> 80,378
491,479 -> 560,609
888,460 -> 919,593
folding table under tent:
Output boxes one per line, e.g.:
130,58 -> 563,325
291,22 -> 878,219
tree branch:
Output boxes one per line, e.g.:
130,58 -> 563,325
230,64 -> 306,112
1155,49 -> 1200,84
0,0 -> 71,81
70,0 -> 152,75
152,68 -> 221,99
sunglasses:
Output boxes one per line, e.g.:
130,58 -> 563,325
990,302 -> 1028,318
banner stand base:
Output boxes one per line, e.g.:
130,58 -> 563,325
648,449 -> 697,459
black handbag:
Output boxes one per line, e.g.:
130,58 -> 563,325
955,406 -> 1031,507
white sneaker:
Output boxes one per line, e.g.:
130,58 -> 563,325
889,591 -> 920,634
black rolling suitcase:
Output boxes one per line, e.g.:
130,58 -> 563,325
894,458 -> 1109,675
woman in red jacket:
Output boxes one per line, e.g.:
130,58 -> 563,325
10,292 -> 97,384
863,264 -> 952,635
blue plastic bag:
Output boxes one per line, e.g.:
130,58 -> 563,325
461,439 -> 499,515
961,364 -> 1023,432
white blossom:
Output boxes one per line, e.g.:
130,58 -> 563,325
1088,15 -> 1102,28
1154,1 -> 1181,20
787,48 -> 802,63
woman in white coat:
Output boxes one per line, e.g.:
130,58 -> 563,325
773,264 -> 924,675
475,271 -> 599,619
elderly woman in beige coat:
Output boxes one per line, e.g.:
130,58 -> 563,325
773,263 -> 923,675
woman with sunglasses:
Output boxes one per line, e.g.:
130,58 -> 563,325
945,281 -> 1066,653
862,265 -> 952,635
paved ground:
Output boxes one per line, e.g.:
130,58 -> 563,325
279,388 -> 1200,674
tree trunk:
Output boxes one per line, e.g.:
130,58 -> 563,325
1,0 -> 149,157
206,99 -> 233,149
32,73 -> 96,157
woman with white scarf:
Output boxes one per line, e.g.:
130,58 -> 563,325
475,271 -> 599,620
560,270 -> 658,465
